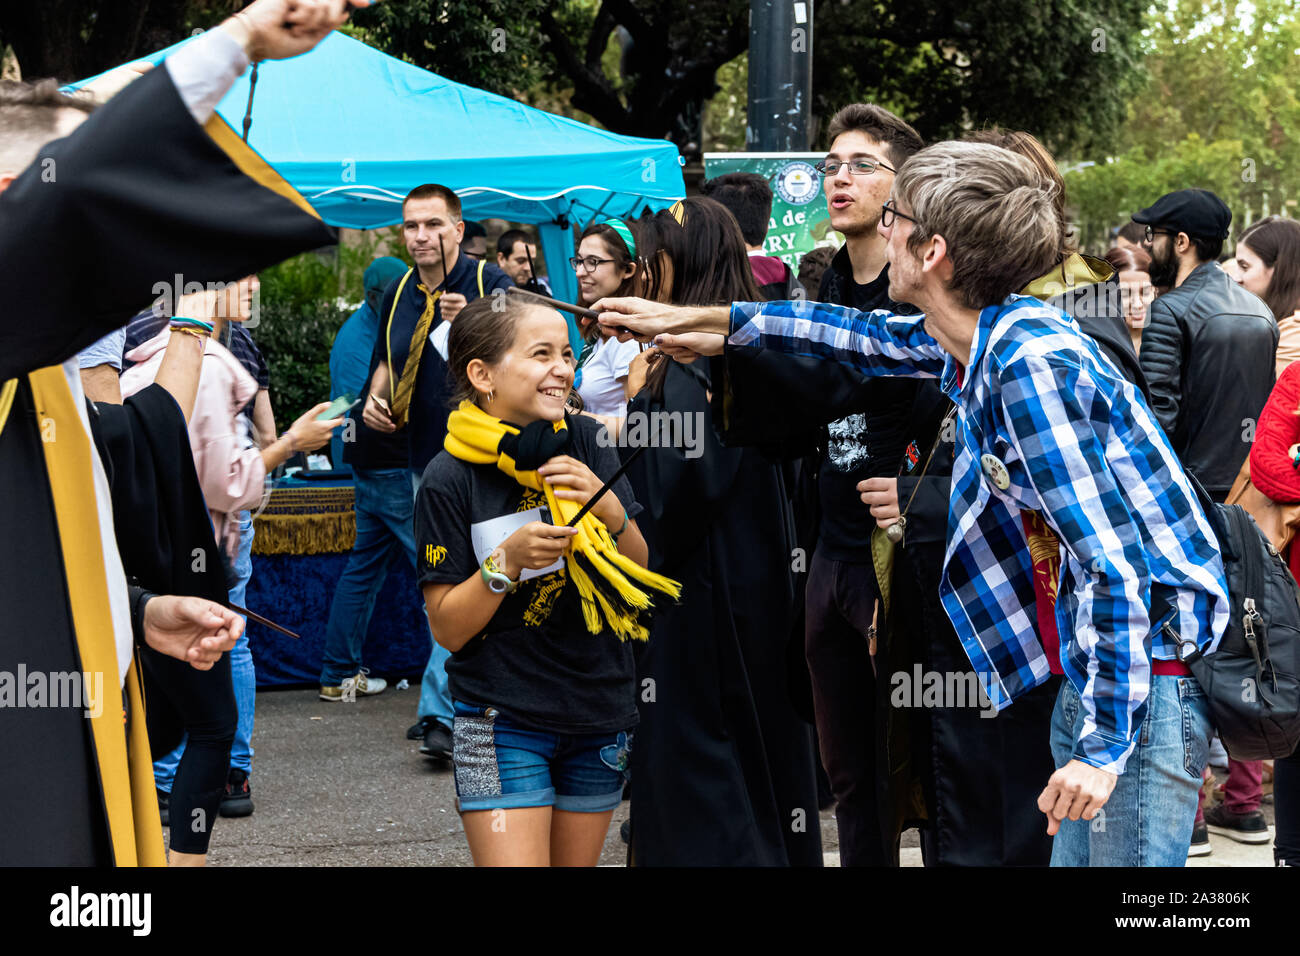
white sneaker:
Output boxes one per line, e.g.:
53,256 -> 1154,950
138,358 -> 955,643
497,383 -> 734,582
320,668 -> 387,702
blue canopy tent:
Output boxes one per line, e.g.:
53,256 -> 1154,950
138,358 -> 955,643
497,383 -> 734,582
72,31 -> 686,305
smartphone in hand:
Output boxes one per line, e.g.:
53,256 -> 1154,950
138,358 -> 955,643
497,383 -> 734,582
316,393 -> 360,421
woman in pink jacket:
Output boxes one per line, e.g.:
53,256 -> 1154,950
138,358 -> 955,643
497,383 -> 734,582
123,279 -> 338,559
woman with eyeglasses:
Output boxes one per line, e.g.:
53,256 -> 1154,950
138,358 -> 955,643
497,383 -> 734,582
570,220 -> 644,421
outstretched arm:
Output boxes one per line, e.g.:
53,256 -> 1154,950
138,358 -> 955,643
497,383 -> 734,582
0,1 -> 364,380
597,296 -> 946,380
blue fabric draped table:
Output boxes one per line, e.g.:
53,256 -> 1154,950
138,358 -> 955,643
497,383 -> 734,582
243,476 -> 430,687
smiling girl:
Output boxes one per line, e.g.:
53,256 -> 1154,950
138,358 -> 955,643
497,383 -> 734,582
413,295 -> 677,866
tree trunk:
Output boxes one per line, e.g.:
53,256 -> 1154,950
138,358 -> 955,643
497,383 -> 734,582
1,0 -> 192,81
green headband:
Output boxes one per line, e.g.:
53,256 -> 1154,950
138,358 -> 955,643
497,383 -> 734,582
602,218 -> 636,259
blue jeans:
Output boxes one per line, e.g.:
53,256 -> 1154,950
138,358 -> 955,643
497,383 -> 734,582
320,468 -> 432,688
1049,674 -> 1211,866
412,470 -> 452,726
451,700 -> 632,812
156,511 -> 258,788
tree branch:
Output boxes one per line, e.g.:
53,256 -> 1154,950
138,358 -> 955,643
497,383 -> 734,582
538,5 -> 631,131
583,5 -> 617,71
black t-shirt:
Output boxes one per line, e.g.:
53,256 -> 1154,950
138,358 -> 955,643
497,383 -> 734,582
815,250 -> 919,562
414,414 -> 644,734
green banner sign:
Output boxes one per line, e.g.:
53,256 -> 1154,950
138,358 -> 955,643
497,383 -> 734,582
702,152 -> 842,268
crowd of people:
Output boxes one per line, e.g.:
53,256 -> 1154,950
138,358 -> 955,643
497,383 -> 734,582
2,0 -> 1299,870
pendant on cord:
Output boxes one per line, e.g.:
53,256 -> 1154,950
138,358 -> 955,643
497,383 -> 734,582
885,516 -> 906,544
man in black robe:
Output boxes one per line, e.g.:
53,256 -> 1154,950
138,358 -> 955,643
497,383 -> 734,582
0,0 -> 364,865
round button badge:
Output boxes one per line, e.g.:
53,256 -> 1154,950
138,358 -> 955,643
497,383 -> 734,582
980,453 -> 1011,491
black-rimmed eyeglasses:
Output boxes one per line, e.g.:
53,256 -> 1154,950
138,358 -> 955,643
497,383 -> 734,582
569,255 -> 617,273
1143,225 -> 1176,243
880,200 -> 919,229
814,158 -> 896,177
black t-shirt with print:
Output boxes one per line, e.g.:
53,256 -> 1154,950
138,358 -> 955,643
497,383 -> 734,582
414,414 -> 644,735
815,250 -> 919,563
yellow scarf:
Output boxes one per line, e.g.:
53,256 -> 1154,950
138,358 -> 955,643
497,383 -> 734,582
444,401 -> 680,641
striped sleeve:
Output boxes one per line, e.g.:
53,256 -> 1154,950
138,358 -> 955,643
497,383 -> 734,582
998,352 -> 1152,774
728,300 -> 947,380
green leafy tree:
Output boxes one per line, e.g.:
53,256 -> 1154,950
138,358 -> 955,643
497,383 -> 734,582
6,1 -> 1152,165
1065,0 -> 1300,250
810,0 -> 1148,153
0,1 -> 239,80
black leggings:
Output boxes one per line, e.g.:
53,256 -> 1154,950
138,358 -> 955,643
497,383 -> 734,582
1276,746 -> 1300,864
139,642 -> 236,855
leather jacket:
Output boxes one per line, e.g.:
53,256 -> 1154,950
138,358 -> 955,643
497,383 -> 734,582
1139,261 -> 1278,496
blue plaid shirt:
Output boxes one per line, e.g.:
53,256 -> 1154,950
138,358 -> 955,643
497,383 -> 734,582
730,295 -> 1229,774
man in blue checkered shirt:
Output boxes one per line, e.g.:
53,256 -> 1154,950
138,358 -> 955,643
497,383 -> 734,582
595,141 -> 1230,866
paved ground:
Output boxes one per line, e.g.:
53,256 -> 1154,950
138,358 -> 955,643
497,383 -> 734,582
190,685 -> 1275,867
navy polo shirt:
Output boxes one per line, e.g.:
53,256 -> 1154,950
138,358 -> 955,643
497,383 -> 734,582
371,252 -> 513,476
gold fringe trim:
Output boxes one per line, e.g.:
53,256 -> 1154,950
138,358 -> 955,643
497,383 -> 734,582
250,485 -> 358,555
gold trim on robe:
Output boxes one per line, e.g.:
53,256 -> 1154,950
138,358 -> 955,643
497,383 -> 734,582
203,114 -> 323,221
30,366 -> 165,867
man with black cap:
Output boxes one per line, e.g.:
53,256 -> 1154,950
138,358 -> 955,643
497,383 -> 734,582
1135,188 -> 1278,500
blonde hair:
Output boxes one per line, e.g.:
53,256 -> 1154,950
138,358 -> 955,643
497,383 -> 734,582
894,141 -> 1062,310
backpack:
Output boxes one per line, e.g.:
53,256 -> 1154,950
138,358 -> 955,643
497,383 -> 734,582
1163,474 -> 1300,760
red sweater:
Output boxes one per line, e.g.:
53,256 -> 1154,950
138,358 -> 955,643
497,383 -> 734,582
1249,361 -> 1300,579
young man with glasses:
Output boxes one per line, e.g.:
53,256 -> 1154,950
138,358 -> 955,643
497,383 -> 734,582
673,104 -> 928,865
1134,190 -> 1278,502
597,141 -> 1231,867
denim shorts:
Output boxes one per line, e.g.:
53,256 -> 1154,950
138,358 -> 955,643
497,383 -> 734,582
451,699 -> 632,813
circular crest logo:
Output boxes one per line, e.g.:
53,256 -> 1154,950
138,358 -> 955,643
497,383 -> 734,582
775,162 -> 819,205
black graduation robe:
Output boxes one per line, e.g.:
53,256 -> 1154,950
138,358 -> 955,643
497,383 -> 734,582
625,360 -> 823,866
708,336 -> 1053,866
885,382 -> 1058,866
90,385 -> 232,758
0,63 -> 335,865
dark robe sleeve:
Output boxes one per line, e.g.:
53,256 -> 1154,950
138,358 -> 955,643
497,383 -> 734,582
708,346 -> 874,455
0,65 -> 337,381
894,381 -> 955,547
625,361 -> 746,571
88,383 -> 228,606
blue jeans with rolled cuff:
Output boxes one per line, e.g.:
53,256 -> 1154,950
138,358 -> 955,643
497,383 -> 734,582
320,467 -> 437,690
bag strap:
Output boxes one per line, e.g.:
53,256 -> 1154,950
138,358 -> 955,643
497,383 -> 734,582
898,408 -> 956,520
1149,469 -> 1218,651
384,268 -> 416,387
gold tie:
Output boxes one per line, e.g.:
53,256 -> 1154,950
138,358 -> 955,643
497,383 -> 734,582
388,280 -> 442,429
